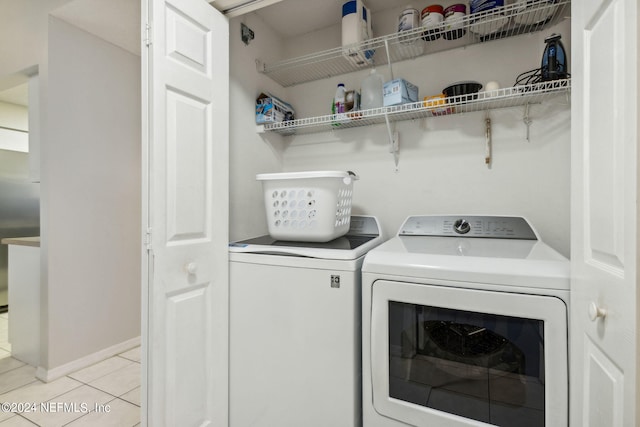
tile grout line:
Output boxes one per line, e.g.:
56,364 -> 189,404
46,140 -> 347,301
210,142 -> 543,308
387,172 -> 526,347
0,360 -> 28,375
81,382 -> 141,406
58,395 -> 119,427
0,379 -> 39,397
9,413 -> 39,426
66,355 -> 140,385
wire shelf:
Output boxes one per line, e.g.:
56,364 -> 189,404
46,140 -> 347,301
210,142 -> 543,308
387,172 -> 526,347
259,0 -> 570,87
260,79 -> 570,135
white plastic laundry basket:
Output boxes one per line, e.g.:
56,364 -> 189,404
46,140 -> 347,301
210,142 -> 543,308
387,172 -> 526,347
257,171 -> 358,242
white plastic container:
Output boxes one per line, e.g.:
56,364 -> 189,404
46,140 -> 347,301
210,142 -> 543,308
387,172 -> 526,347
257,171 -> 358,242
398,6 -> 420,32
333,83 -> 346,114
342,0 -> 372,48
342,0 -> 374,65
361,69 -> 384,110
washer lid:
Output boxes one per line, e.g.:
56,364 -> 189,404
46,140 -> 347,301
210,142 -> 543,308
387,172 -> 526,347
228,215 -> 383,260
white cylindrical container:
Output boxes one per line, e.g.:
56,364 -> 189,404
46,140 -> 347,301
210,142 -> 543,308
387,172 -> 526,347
443,3 -> 466,40
421,5 -> 444,40
398,6 -> 421,46
398,6 -> 420,32
342,0 -> 371,46
360,69 -> 384,110
342,0 -> 360,46
342,0 -> 375,65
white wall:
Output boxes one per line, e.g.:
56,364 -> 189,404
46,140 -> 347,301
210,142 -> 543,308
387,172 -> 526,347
0,0 -> 72,81
228,14 -> 287,241
0,102 -> 28,130
0,0 -> 142,375
0,102 -> 29,152
43,17 -> 141,370
229,11 -> 571,257
0,0 -> 73,171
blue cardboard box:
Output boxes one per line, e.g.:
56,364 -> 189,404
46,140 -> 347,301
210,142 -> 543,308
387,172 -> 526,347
383,79 -> 419,106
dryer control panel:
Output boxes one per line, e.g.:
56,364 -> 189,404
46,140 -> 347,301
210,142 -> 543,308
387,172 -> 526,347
399,215 -> 538,240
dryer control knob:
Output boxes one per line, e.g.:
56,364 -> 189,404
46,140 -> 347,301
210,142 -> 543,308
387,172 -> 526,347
453,219 -> 471,234
588,302 -> 607,321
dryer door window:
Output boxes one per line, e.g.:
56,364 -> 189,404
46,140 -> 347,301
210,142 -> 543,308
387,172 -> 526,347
389,302 -> 544,426
370,280 -> 568,427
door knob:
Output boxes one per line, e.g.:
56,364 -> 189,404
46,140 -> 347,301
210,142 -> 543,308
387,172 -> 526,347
588,302 -> 606,321
184,262 -> 198,275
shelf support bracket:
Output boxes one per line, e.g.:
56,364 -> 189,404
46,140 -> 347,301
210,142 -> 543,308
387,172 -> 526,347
485,112 -> 492,168
383,39 -> 394,81
384,112 -> 399,170
523,103 -> 532,142
382,39 -> 399,169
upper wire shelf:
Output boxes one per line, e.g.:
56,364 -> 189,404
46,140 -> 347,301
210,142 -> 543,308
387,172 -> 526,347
259,79 -> 571,135
258,0 -> 570,87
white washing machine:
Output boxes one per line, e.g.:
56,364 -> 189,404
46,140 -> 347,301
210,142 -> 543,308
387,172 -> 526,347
229,216 -> 384,427
362,215 -> 570,427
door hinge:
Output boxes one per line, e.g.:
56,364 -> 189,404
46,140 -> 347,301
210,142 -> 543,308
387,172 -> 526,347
144,24 -> 152,47
145,228 -> 153,250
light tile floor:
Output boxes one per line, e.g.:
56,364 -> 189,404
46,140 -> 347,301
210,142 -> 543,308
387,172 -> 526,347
0,312 -> 141,426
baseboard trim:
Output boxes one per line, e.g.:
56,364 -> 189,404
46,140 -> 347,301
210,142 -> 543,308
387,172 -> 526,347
36,336 -> 141,382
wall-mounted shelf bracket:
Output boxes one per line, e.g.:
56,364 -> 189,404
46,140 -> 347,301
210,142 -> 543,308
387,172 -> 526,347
523,103 -> 532,142
485,112 -> 492,168
382,39 -> 400,169
384,112 -> 400,169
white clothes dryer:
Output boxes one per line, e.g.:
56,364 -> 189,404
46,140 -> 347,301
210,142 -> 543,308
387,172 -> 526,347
229,216 -> 383,427
362,215 -> 570,427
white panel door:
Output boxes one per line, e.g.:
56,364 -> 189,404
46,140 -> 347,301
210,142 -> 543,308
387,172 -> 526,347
142,0 -> 229,425
570,1 -> 638,426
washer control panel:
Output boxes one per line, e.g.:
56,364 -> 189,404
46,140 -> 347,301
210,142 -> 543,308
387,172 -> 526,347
399,215 -> 538,240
